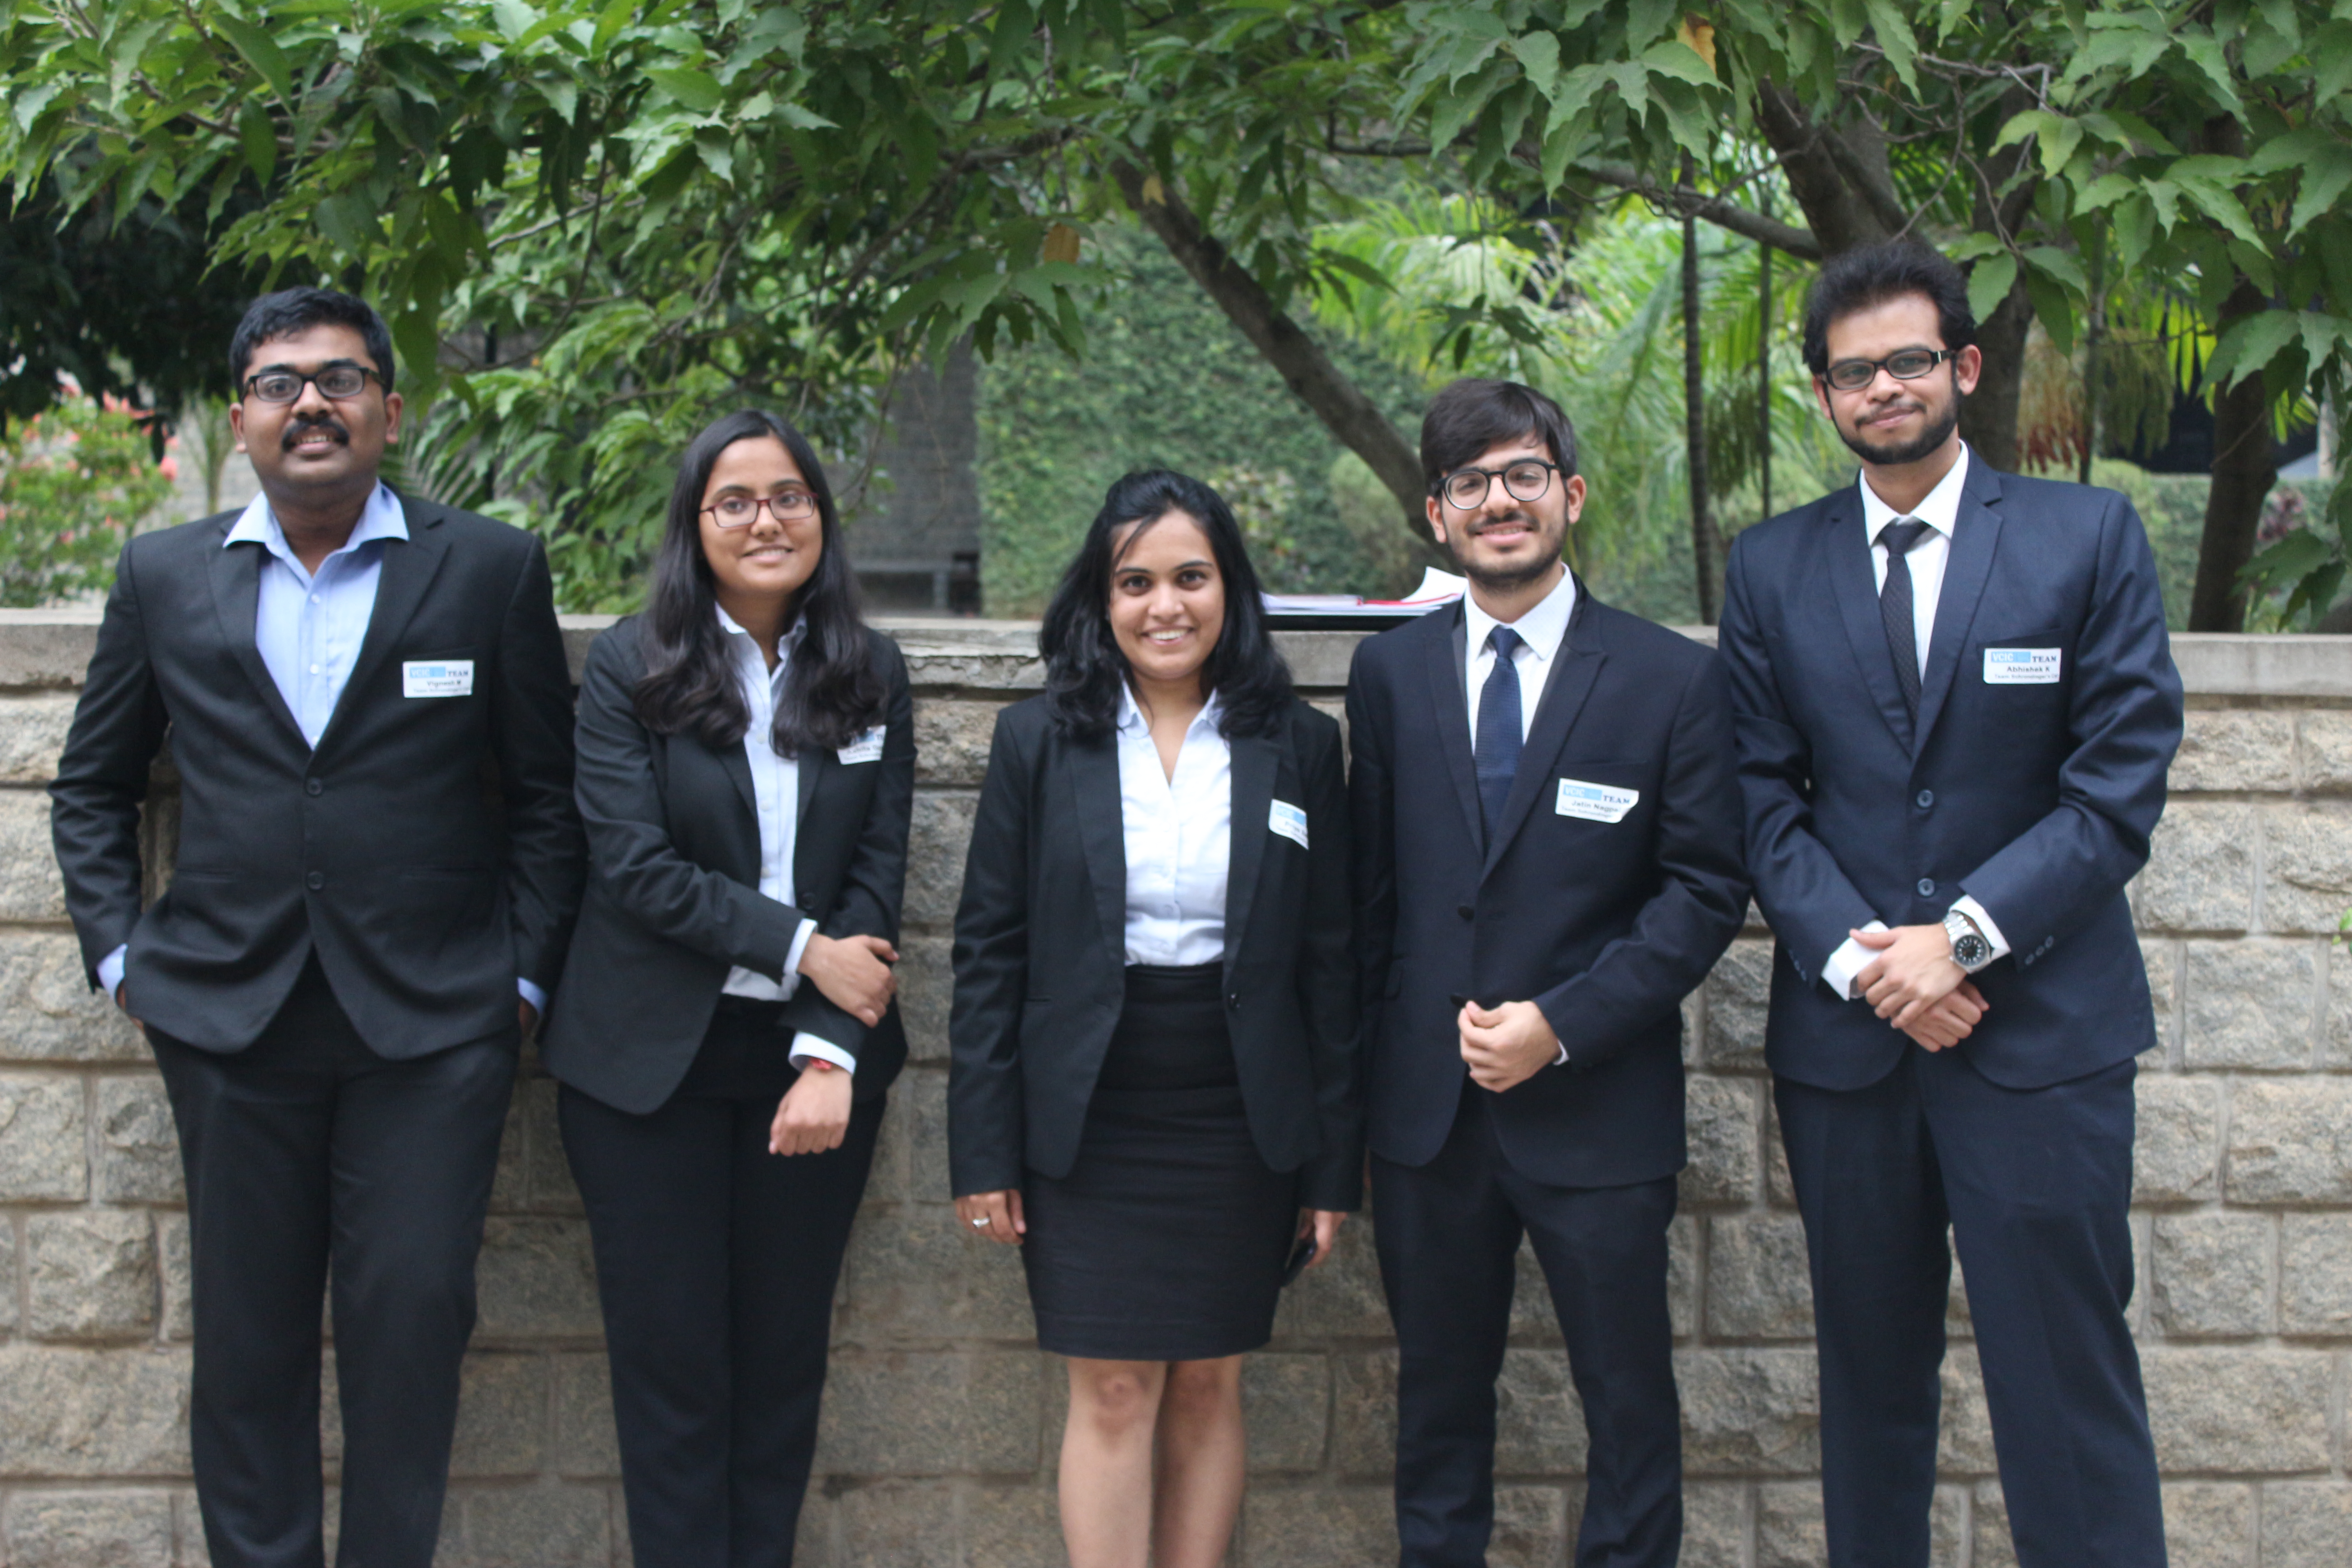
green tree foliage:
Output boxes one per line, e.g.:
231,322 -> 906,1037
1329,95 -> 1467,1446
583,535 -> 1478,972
0,394 -> 175,606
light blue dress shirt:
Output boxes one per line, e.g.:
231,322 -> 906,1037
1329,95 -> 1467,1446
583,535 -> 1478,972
98,486 -> 546,1016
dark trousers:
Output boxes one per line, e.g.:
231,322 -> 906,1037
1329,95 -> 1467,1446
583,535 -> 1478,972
1775,1049 -> 2165,1568
1372,1083 -> 1681,1568
559,1006 -> 883,1568
149,957 -> 515,1568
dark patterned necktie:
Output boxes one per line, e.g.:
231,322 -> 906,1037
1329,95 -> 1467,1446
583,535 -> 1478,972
1878,519 -> 1932,718
1474,625 -> 1524,831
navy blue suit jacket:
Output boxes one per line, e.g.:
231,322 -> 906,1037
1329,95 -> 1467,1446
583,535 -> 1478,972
1717,460 -> 2183,1092
1347,586 -> 1749,1188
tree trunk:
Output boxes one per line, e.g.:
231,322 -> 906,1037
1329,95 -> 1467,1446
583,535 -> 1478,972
2190,274 -> 2280,632
1682,157 -> 1718,623
1959,274 -> 2030,474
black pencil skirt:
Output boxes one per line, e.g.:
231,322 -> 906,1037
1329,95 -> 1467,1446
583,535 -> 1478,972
1022,962 -> 1299,1361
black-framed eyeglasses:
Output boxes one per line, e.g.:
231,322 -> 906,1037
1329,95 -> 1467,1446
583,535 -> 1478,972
1823,348 -> 1955,392
241,363 -> 384,404
1439,459 -> 1560,511
702,490 -> 819,529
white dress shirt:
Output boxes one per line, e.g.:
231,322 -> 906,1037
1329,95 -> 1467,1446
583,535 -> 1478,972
1822,443 -> 2013,1000
99,488 -> 551,1012
714,607 -> 850,1073
1115,686 -> 1230,967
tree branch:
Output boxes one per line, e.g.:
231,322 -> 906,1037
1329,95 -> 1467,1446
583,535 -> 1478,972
1568,161 -> 1823,260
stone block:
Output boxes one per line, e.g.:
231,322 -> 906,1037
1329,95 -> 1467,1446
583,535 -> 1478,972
2257,1481 -> 2352,1567
1972,1482 -> 2014,1568
2184,941 -> 2320,1069
1930,1485 -> 1968,1567
522,1075 -> 583,1215
0,1218 -> 13,1334
1274,1214 -> 1393,1339
2157,1481 -> 2252,1567
2135,1073 -> 2222,1202
549,1352 -> 621,1477
1668,1212 -> 1698,1339
1681,1075 -> 1760,1206
0,1072 -> 88,1200
963,1483 -> 1063,1568
450,1352 -> 549,1477
2277,1215 -> 2352,1336
0,790 -> 66,919
1755,1481 -> 1826,1568
1241,1352 -> 1328,1472
1331,1349 -> 1398,1477
0,691 -> 80,783
0,1343 -> 193,1475
842,1202 -> 1036,1340
2225,1080 -> 2352,1203
1937,1345 -> 1995,1475
2151,1212 -> 2274,1337
2171,708 -> 2297,792
903,793 -> 978,931
1241,1483 -> 1394,1567
474,1217 -> 603,1340
0,930 -> 148,1062
1700,941 -> 1772,1069
172,1487 -> 210,1567
1488,1485 -> 1572,1568
1509,1234 -> 1563,1343
2132,803 -> 2256,933
2142,938 -> 2178,1066
2141,1348 -> 2333,1472
3,1489 -> 175,1567
1705,1213 -> 1815,1341
2302,710 -> 2352,789
458,1482 -> 611,1567
895,935 -> 954,1063
1494,1346 -> 1589,1473
1680,1481 -> 1747,1568
911,698 -> 1001,787
27,1210 -> 157,1339
813,1350 -> 1040,1475
836,1479 -> 957,1568
93,1072 -> 182,1201
2331,942 -> 2352,1070
1764,1088 -> 1796,1207
873,1066 -> 951,1207
1677,1348 -> 1819,1475
486,1075 -> 528,1214
2261,804 -> 2352,933
159,1212 -> 192,1341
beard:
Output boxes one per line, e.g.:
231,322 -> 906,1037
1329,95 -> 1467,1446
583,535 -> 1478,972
1836,392 -> 1960,467
1446,510 -> 1567,591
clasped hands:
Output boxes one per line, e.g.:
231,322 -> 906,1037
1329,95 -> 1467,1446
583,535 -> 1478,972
1459,999 -> 1559,1093
1849,924 -> 1989,1051
768,931 -> 900,1159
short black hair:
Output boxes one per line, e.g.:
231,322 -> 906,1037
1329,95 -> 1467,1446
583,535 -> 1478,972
228,288 -> 396,391
1038,468 -> 1294,740
1420,378 -> 1578,494
1801,242 -> 1976,376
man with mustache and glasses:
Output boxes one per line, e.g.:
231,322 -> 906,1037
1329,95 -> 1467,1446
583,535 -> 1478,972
50,288 -> 584,1568
1716,243 -> 2180,1567
1347,379 -> 1748,1566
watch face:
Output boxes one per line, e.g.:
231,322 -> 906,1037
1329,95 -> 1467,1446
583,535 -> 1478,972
1953,933 -> 1990,967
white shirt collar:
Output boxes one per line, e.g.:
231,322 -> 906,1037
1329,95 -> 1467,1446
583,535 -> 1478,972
715,603 -> 806,664
1463,564 -> 1578,665
1117,682 -> 1223,738
223,483 -> 408,567
1859,442 -> 1970,544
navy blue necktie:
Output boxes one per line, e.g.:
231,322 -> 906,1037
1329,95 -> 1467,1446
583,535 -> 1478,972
1474,625 -> 1524,832
1879,519 -> 1932,719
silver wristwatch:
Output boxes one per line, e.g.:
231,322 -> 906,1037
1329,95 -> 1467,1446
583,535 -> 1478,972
1943,908 -> 1994,973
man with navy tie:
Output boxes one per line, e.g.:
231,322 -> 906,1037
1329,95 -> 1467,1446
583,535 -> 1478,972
1349,380 -> 1749,1567
1717,243 -> 2181,1566
50,288 -> 583,1568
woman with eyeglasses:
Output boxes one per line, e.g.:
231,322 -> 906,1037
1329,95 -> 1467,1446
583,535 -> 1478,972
540,409 -> 913,1565
948,470 -> 1360,1568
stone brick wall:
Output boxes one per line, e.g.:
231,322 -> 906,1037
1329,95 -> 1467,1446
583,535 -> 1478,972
0,610 -> 2347,1567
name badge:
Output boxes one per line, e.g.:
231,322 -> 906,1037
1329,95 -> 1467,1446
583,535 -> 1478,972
402,660 -> 474,698
1269,799 -> 1309,849
1984,648 -> 2061,685
837,725 -> 886,764
1556,778 -> 1639,823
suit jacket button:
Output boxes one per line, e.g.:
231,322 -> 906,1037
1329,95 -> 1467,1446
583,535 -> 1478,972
1915,789 -> 1933,809
1457,904 -> 1475,921
1916,877 -> 1935,897
306,872 -> 326,892
305,779 -> 324,797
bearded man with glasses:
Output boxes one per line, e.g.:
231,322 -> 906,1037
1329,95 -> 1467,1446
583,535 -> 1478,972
50,287 -> 584,1568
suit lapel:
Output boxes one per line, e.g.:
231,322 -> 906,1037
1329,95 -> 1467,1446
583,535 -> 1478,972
205,524 -> 306,745
1068,732 -> 1127,960
314,498 -> 451,756
1419,604 -> 1485,850
1483,585 -> 1605,879
1909,462 -> 2006,753
795,742 -> 823,827
1222,730 -> 1277,977
1827,486 -> 1916,751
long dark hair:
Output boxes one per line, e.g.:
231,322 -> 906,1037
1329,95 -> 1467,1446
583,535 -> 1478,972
632,410 -> 884,754
1038,468 -> 1292,740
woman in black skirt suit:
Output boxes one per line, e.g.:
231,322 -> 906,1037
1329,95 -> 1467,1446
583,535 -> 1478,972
948,469 -> 1359,1568
541,410 -> 913,1565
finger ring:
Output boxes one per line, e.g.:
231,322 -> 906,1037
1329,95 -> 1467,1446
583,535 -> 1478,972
972,1216 -> 991,1227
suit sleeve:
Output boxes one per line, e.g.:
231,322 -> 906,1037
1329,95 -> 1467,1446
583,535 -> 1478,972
573,628 -> 805,972
49,538 -> 169,985
1346,644 -> 1398,1021
1957,494 -> 2183,957
1294,710 -> 1362,1212
1532,649 -> 1750,1065
777,639 -> 916,1059
491,537 -> 587,995
947,707 -> 1034,1198
1718,533 -> 1882,984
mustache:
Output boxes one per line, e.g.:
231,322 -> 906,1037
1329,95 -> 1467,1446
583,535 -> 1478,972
282,415 -> 350,450
1466,510 -> 1539,535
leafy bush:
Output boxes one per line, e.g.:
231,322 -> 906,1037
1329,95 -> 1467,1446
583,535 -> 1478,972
0,395 -> 173,607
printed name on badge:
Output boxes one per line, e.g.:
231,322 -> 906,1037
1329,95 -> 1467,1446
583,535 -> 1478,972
1268,799 -> 1309,849
837,725 -> 886,764
402,660 -> 475,698
1983,647 -> 2062,685
1555,778 -> 1639,823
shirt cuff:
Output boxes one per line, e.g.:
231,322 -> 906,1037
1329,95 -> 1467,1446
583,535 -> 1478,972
789,1032 -> 856,1075
781,917 -> 818,997
516,976 -> 548,1014
97,945 -> 127,1002
1950,896 -> 2011,962
1823,921 -> 1891,1002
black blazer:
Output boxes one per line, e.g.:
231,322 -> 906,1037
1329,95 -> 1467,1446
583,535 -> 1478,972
947,693 -> 1360,1210
48,494 -> 584,1057
1347,587 -> 1749,1189
539,615 -> 913,1113
1718,461 -> 2183,1091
